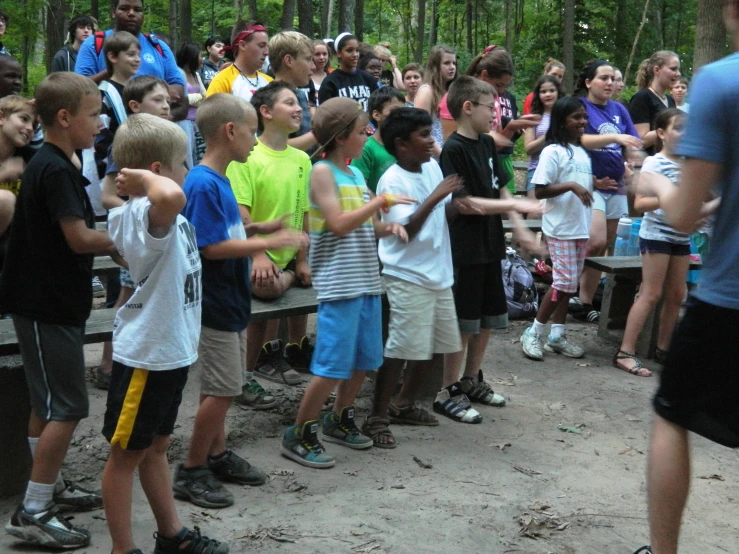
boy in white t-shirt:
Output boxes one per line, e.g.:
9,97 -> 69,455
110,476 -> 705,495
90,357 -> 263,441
101,114 -> 228,554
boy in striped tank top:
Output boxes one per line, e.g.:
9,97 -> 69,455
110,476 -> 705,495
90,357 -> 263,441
281,98 -> 414,469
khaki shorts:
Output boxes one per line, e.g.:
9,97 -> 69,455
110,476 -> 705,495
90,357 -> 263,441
383,275 -> 462,361
196,326 -> 245,397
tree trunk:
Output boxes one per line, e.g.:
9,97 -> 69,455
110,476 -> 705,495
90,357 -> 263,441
90,0 -> 99,22
247,0 -> 258,20
321,0 -> 335,37
429,0 -> 438,49
354,0 -> 364,41
180,0 -> 191,45
693,0 -> 726,71
505,0 -> 512,52
280,0 -> 296,30
562,0 -> 574,93
45,0 -> 66,73
624,0 -> 651,85
168,0 -> 177,47
298,0 -> 314,36
465,0 -> 472,54
337,0 -> 355,32
415,0 -> 426,63
613,0 -> 629,71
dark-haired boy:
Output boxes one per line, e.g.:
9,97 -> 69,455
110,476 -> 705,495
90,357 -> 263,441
50,15 -> 95,73
352,86 -> 405,193
200,36 -> 225,89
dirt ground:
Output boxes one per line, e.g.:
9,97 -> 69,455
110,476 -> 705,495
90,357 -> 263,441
2,316 -> 738,554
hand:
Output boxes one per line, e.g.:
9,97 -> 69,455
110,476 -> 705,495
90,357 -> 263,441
389,55 -> 397,68
251,254 -> 281,287
512,198 -> 544,215
0,157 -> 24,181
454,197 -> 486,215
570,183 -> 593,207
514,229 -> 547,258
295,259 -> 311,286
109,248 -> 128,269
116,168 -> 153,197
508,114 -> 542,132
492,133 -> 514,150
432,174 -> 464,200
593,176 -> 619,192
615,135 -> 643,149
245,214 -> 291,236
386,222 -> 408,242
265,228 -> 310,251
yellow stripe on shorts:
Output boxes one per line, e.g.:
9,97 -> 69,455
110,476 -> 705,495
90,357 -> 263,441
111,368 -> 149,449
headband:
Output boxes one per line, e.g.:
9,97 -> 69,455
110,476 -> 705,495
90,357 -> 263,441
482,45 -> 498,54
225,25 -> 267,52
334,32 -> 353,52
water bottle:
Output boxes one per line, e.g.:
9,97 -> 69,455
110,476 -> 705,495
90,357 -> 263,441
614,217 -> 632,256
628,218 -> 642,256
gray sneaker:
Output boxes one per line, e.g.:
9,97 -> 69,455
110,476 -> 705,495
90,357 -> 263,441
5,504 -> 91,549
321,406 -> 373,450
236,379 -> 278,410
208,450 -> 266,486
53,480 -> 103,511
521,328 -> 544,360
172,465 -> 234,509
544,335 -> 585,358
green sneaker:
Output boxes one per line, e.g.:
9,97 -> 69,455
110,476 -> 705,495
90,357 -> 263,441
280,421 -> 336,469
321,406 -> 373,450
544,335 -> 585,358
236,379 -> 278,410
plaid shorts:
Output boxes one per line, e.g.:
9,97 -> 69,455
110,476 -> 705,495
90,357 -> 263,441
547,237 -> 588,297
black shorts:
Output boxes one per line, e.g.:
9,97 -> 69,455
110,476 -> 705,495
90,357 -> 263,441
653,298 -> 739,448
102,362 -> 189,450
639,238 -> 690,256
453,262 -> 508,334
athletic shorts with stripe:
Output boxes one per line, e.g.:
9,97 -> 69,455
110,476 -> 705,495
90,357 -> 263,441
102,361 -> 189,450
12,314 -> 88,422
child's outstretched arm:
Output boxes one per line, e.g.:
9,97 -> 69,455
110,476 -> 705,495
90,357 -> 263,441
401,174 -> 462,241
59,218 -> 115,255
460,195 -> 543,216
535,182 -> 592,206
201,230 -> 308,261
634,170 -> 668,213
500,189 -> 546,256
116,168 -> 186,238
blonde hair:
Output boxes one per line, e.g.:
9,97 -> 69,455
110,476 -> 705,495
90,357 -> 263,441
268,31 -> 314,74
373,45 -> 391,59
423,45 -> 457,117
0,94 -> 35,119
636,50 -> 678,89
35,72 -> 99,127
112,113 -> 187,171
544,58 -> 565,75
196,93 -> 256,140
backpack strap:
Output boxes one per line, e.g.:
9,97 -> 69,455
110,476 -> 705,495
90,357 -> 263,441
143,33 -> 164,57
94,30 -> 107,55
98,81 -> 128,126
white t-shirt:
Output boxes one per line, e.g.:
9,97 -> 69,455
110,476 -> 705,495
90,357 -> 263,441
531,144 -> 593,239
108,197 -> 202,371
639,153 -> 690,244
377,160 -> 453,290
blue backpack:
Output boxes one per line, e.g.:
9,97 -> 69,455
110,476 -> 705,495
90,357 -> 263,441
501,251 -> 538,319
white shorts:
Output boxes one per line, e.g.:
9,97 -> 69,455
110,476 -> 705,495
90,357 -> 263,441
592,191 -> 628,220
383,275 -> 462,360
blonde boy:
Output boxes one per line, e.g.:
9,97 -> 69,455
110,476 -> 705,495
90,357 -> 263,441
0,95 -> 35,234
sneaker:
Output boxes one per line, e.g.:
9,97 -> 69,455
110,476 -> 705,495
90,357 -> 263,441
154,526 -> 229,554
521,328 -> 544,361
321,406 -> 373,450
254,340 -> 302,385
208,450 -> 266,486
53,480 -> 103,511
433,385 -> 482,423
568,296 -> 583,313
572,308 -> 600,323
91,276 -> 105,298
236,379 -> 278,409
632,548 -> 652,554
544,335 -> 585,358
284,334 -> 314,372
172,465 -> 234,509
5,504 -> 91,549
95,366 -> 111,390
280,420 -> 336,468
459,370 -> 506,407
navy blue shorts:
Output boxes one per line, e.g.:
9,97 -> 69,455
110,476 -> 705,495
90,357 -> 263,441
639,238 -> 690,256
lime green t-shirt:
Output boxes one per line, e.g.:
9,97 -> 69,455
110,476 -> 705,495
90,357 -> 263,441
351,135 -> 396,194
227,140 -> 311,269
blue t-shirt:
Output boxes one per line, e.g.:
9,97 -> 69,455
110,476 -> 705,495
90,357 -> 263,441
676,52 -> 739,311
182,165 -> 251,332
582,98 -> 639,194
75,30 -> 185,87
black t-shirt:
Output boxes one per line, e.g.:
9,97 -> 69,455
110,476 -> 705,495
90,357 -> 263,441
440,132 -> 506,266
498,90 -> 520,156
0,143 -> 95,326
629,88 -> 676,155
317,68 -> 378,111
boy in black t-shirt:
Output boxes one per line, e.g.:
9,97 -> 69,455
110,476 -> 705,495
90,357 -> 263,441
437,76 -> 540,423
1,73 -> 120,549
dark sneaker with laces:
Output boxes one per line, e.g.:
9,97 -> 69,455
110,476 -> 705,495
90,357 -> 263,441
5,503 -> 91,549
281,420 -> 336,468
154,525 -> 229,554
53,479 -> 103,511
321,406 -> 373,450
235,379 -> 278,409
208,449 -> 266,486
254,340 -> 302,385
632,547 -> 652,554
284,335 -> 314,372
95,366 -> 111,390
172,465 -> 234,509
459,370 -> 506,407
433,384 -> 482,423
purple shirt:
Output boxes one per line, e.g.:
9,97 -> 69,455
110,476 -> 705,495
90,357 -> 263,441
582,98 -> 639,194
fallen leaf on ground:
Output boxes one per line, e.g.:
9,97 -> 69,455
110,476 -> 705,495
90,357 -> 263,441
491,442 -> 512,451
698,474 -> 725,481
513,466 -> 542,477
576,363 -> 593,367
625,415 -> 641,422
557,424 -> 583,434
413,455 -> 433,469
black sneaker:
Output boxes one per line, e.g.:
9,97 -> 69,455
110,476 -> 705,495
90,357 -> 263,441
284,335 -> 314,372
433,384 -> 483,423
95,366 -> 111,390
154,526 -> 229,554
632,548 -> 652,554
207,450 -> 266,486
254,340 -> 302,385
53,479 -> 103,511
5,503 -> 91,549
321,406 -> 373,450
172,465 -> 234,509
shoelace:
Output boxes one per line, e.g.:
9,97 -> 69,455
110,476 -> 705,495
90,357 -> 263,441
246,380 -> 270,397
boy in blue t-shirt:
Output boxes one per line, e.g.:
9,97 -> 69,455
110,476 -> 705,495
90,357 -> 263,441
174,94 -> 307,509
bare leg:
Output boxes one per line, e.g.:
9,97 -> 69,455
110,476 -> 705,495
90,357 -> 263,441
28,412 -> 47,439
0,190 -> 16,235
246,319 -> 271,374
30,420 -> 78,484
443,333 -> 471,388
647,414 -> 690,554
394,359 -> 434,406
287,315 -> 308,343
371,358 -> 405,418
657,255 -> 690,351
549,291 -> 572,324
139,436 -> 183,539
295,376 -> 339,424
579,210 -> 608,305
102,444 -> 147,554
462,329 -> 491,379
333,371 -> 367,413
185,395 -> 234,468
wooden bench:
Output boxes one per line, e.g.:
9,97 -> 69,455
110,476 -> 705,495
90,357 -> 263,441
584,256 -> 701,358
502,219 -> 542,233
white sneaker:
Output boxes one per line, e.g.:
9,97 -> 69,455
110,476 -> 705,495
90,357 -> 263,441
521,328 -> 544,360
5,504 -> 90,549
544,335 -> 585,358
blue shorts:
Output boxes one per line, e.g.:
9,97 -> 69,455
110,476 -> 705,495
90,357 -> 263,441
311,295 -> 383,379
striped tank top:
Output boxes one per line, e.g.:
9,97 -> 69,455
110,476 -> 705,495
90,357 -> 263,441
309,161 -> 383,302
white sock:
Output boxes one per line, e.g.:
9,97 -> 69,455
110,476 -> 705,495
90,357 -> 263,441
29,437 -> 66,493
550,324 -> 566,340
23,481 -> 55,514
531,319 -> 547,336
27,437 -> 39,458
244,371 -> 254,384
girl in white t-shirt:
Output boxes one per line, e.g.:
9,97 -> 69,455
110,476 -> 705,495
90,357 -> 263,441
522,97 -> 593,361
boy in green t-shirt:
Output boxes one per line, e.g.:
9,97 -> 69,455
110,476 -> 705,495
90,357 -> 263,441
351,87 -> 405,193
227,80 -> 312,393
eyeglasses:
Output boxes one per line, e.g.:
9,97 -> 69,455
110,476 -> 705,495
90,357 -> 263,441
472,101 -> 496,111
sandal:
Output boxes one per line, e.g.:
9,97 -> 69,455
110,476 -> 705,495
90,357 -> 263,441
654,347 -> 668,365
361,416 -> 397,449
613,349 -> 652,377
388,402 -> 439,426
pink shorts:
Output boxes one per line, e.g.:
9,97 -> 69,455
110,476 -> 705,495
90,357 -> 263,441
547,237 -> 588,299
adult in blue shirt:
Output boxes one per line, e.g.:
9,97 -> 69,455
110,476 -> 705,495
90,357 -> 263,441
75,0 -> 188,121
